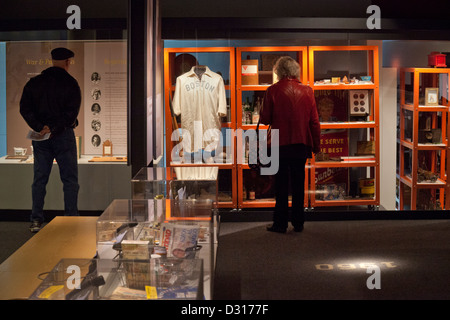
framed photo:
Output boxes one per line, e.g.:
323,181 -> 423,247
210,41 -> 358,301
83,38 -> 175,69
103,140 -> 113,156
425,88 -> 439,106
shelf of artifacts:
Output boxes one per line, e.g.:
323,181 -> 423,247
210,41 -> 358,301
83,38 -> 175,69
163,47 -> 236,208
310,155 -> 379,208
3,136 -> 126,164
307,45 -> 380,209
397,67 -> 450,210
236,46 -> 308,127
0,154 -> 128,164
237,123 -> 308,208
235,46 -> 308,208
236,164 -> 309,209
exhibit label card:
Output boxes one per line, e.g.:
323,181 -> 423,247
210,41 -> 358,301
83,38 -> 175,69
84,42 -> 127,155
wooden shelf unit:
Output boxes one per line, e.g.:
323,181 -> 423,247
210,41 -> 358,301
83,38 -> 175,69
308,45 -> 380,209
397,67 -> 450,210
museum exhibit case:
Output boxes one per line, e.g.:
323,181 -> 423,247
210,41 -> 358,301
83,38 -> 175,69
131,167 -> 168,200
162,44 -> 387,211
164,47 -> 236,208
131,166 -> 218,204
0,0 -> 163,213
29,258 -> 204,300
130,166 -> 219,295
0,40 -> 133,211
130,166 -> 219,243
308,45 -> 380,210
236,46 -> 309,209
397,67 -> 450,210
96,196 -> 216,299
22,164 -> 218,300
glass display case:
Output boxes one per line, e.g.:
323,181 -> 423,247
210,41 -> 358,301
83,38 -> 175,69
164,47 -> 236,208
96,199 -> 157,259
96,198 -> 215,258
397,67 -> 450,210
132,167 -> 218,203
236,46 -> 308,209
161,45 -> 384,211
96,197 -> 216,298
308,46 -> 380,209
131,167 -> 167,200
131,166 -> 219,240
168,166 -> 218,203
29,258 -> 203,300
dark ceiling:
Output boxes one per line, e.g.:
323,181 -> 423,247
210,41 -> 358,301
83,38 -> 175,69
0,0 -> 449,40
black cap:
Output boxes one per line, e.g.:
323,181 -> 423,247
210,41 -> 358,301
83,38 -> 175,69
51,47 -> 74,60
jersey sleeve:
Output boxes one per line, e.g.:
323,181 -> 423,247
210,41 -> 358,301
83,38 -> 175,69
217,76 -> 227,116
172,76 -> 182,116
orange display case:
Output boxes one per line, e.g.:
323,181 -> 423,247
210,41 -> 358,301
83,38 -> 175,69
236,46 -> 308,209
398,67 -> 450,210
163,45 -> 382,211
163,47 -> 236,208
308,46 -> 380,209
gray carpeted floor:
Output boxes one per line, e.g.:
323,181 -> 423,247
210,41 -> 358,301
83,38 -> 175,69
0,222 -> 36,264
214,219 -> 450,300
3,219 -> 450,300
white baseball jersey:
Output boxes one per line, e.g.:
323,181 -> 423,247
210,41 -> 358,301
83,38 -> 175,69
172,66 -> 227,152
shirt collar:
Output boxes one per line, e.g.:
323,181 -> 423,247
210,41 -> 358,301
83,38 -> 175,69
187,66 -> 213,78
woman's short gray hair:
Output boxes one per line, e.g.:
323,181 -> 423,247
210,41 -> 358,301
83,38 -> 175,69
273,56 -> 300,80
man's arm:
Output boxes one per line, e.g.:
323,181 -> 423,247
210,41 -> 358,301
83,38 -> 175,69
19,81 -> 45,132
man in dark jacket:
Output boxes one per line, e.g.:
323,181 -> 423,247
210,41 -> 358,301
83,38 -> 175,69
260,56 -> 321,233
20,47 -> 82,233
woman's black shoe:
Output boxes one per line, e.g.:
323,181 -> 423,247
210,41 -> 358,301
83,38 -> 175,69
266,225 -> 286,233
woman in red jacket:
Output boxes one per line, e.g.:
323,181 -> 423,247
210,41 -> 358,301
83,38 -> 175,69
260,56 -> 321,233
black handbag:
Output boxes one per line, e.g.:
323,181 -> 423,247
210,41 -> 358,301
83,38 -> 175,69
248,119 -> 271,171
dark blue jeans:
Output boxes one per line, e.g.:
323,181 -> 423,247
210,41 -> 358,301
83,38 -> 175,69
31,128 -> 79,222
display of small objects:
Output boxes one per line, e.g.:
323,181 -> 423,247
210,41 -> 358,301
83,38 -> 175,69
417,167 -> 439,183
314,75 -> 373,85
428,52 -> 447,68
350,90 -> 369,115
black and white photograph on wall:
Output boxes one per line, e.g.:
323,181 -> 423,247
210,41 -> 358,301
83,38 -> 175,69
91,134 -> 101,147
91,71 -> 101,84
91,103 -> 101,115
